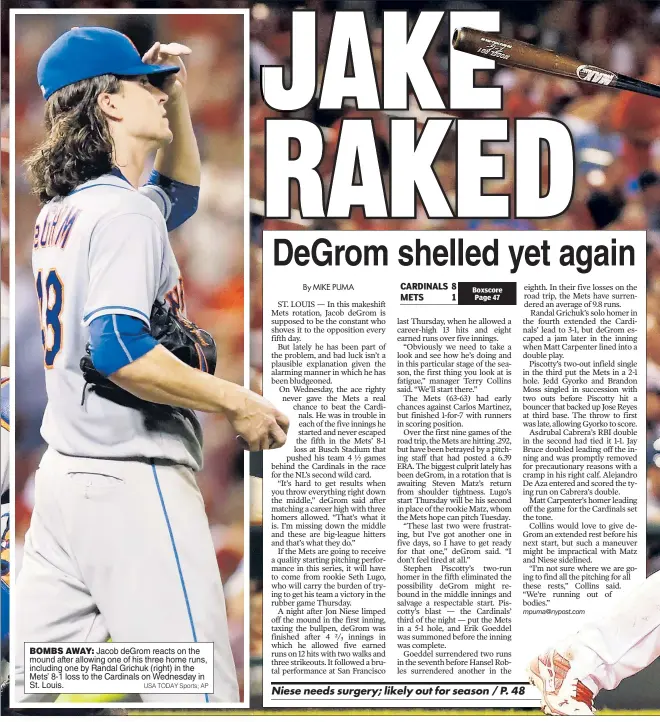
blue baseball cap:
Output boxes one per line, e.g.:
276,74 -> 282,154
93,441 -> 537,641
37,26 -> 179,100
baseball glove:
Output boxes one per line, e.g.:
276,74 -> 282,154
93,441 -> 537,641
80,300 -> 217,414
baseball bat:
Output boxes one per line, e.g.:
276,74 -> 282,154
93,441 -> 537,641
453,27 -> 660,99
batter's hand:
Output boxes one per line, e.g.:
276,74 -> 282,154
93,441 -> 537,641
225,387 -> 289,451
142,41 -> 191,101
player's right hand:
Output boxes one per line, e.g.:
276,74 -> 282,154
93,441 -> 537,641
224,386 -> 289,451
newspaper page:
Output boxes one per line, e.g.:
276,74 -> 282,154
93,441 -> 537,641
4,0 -> 660,718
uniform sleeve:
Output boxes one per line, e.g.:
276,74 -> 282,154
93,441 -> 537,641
139,170 -> 199,232
139,179 -> 172,223
83,213 -> 164,328
89,314 -> 157,376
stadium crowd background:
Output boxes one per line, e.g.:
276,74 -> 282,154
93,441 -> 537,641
3,0 -> 660,708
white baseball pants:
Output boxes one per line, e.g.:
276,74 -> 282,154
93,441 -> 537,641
13,448 -> 240,705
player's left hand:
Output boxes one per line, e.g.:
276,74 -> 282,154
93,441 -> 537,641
142,42 -> 191,101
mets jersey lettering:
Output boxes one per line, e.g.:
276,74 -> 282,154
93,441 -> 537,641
33,207 -> 80,249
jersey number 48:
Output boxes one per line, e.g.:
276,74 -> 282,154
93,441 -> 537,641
35,269 -> 64,368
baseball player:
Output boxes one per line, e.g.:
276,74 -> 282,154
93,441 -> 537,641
14,26 -> 288,705
528,571 -> 660,715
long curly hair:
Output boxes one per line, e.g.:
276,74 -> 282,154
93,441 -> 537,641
25,74 -> 120,204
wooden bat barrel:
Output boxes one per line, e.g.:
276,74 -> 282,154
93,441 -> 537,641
452,27 -> 616,87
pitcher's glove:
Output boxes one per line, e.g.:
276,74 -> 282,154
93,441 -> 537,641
80,301 -> 217,412
149,299 -> 217,375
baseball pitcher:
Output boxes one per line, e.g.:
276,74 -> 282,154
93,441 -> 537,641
14,26 -> 288,705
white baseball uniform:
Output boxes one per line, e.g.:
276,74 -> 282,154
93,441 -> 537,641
14,172 -> 239,704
